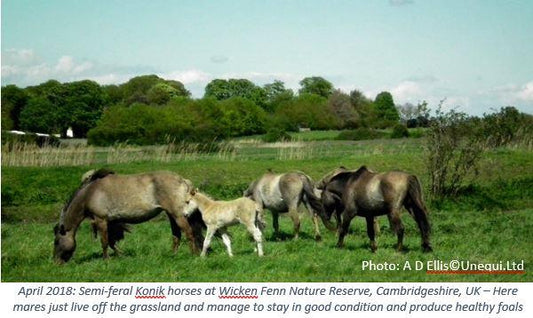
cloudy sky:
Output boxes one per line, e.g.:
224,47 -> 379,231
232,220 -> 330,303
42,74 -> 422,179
2,0 -> 532,115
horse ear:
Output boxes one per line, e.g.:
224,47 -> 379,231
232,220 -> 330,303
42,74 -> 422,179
59,224 -> 66,235
53,224 -> 59,234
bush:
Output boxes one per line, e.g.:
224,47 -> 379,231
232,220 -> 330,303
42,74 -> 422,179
425,106 -> 485,197
390,124 -> 409,138
336,128 -> 387,141
262,128 -> 292,142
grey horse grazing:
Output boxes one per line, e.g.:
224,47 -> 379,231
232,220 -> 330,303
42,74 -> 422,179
244,170 -> 335,240
322,166 -> 432,252
53,170 -> 203,263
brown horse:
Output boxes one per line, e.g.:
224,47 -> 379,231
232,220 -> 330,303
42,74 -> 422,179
244,170 -> 335,240
53,169 -> 203,263
317,167 -> 383,234
322,166 -> 432,252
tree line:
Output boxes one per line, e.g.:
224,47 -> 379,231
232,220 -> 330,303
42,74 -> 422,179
0,74 -> 435,145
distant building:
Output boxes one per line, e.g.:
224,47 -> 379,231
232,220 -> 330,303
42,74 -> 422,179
66,127 -> 74,138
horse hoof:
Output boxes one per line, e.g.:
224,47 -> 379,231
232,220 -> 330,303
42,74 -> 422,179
315,235 -> 322,241
422,245 -> 433,253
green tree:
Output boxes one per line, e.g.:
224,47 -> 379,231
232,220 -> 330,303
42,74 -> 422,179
119,75 -> 189,106
298,76 -> 334,98
217,97 -> 266,136
1,85 -> 28,130
263,80 -> 294,112
373,91 -> 399,127
63,80 -> 107,137
204,78 -> 267,108
328,89 -> 359,129
19,97 -> 61,134
276,93 -> 337,130
350,89 -> 376,127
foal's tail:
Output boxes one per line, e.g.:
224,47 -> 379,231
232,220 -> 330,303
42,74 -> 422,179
300,174 -> 336,232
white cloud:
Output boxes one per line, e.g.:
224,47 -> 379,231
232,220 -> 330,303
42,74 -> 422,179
516,81 -> 533,102
162,69 -> 212,85
2,48 -> 39,65
2,50 -> 96,85
391,81 -> 422,103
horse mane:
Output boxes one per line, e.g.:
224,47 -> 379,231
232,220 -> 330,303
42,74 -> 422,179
81,168 -> 115,185
60,168 -> 116,225
329,166 -> 369,187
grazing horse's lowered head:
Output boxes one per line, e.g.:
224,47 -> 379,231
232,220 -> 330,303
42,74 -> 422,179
53,170 -> 203,264
53,168 -> 115,264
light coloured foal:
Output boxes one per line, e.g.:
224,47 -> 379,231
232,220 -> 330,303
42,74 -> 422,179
184,190 -> 265,257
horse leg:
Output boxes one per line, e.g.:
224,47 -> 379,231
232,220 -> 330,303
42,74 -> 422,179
167,213 -> 181,254
272,211 -> 281,240
389,209 -> 404,251
373,218 -> 381,236
201,226 -> 216,257
288,207 -> 300,240
337,209 -> 356,248
366,216 -> 377,252
304,202 -> 321,241
174,214 -> 200,255
335,209 -> 342,232
219,227 -> 233,257
94,218 -> 109,259
246,224 -> 264,257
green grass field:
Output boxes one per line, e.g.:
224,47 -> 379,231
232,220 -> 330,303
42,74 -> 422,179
1,136 -> 532,282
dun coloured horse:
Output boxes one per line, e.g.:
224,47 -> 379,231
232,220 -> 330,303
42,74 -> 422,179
321,166 -> 432,252
317,167 -> 382,234
244,170 -> 335,240
184,189 -> 265,257
53,169 -> 203,263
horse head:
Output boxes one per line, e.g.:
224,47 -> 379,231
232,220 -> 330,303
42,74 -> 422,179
53,223 -> 76,264
183,188 -> 200,216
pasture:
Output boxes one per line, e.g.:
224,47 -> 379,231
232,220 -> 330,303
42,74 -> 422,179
1,136 -> 532,282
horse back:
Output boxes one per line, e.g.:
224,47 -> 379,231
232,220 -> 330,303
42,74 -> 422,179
85,171 -> 191,221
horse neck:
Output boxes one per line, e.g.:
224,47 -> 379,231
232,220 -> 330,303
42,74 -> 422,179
192,192 -> 213,211
60,189 -> 88,234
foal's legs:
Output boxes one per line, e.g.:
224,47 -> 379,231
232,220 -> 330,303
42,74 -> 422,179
245,224 -> 264,256
218,227 -> 233,257
201,226 -> 217,257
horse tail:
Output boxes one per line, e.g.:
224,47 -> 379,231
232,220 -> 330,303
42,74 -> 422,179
108,222 -> 131,249
300,174 -> 336,232
406,175 -> 432,251
406,175 -> 429,216
254,202 -> 266,231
